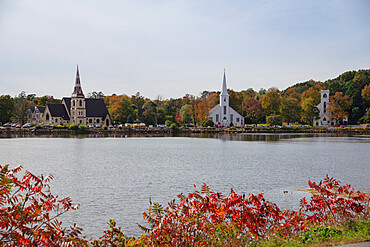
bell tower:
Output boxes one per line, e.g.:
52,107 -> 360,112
71,65 -> 86,125
220,70 -> 229,126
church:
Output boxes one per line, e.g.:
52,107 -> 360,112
208,71 -> 244,127
28,67 -> 111,127
313,89 -> 348,126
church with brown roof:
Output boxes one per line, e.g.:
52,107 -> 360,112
30,67 -> 111,127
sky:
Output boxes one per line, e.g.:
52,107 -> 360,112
0,0 -> 369,100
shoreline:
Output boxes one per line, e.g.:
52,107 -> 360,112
1,126 -> 370,138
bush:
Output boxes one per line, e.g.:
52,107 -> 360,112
69,124 -> 79,130
79,125 -> 87,131
169,123 -> 179,132
0,165 -> 86,246
201,118 -> 214,127
266,115 -> 283,126
102,126 -> 108,130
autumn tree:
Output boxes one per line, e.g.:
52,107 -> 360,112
327,92 -> 352,123
261,88 -> 282,116
362,84 -> 370,103
243,97 -> 264,124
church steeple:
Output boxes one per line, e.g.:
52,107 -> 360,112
221,69 -> 229,96
72,65 -> 85,98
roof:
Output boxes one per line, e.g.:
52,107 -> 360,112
86,98 -> 109,118
37,106 -> 45,113
47,104 -> 70,120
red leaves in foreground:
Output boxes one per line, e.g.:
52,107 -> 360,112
0,165 -> 86,246
138,178 -> 369,246
1,164 -> 369,247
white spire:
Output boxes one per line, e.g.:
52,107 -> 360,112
221,69 -> 228,96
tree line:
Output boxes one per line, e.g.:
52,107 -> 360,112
1,69 -> 370,126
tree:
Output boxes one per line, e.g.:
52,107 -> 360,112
362,84 -> 370,102
301,97 -> 319,125
261,88 -> 282,116
327,92 -> 352,123
175,112 -> 182,124
280,98 -> 301,123
179,105 -> 192,123
0,95 -> 14,124
13,91 -> 33,124
127,115 -> 134,124
243,97 -> 264,123
90,91 -> 104,98
201,118 -> 214,127
266,115 -> 283,126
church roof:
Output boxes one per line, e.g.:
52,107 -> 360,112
62,98 -> 109,119
47,104 -> 70,120
71,66 -> 85,98
86,98 -> 109,118
221,70 -> 229,96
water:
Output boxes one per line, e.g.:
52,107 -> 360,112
0,133 -> 369,239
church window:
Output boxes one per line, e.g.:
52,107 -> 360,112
323,94 -> 327,98
224,97 -> 226,102
73,100 -> 75,106
324,102 -> 326,109
223,106 -> 226,115
230,114 -> 233,122
216,114 -> 219,122
97,119 -> 100,124
236,117 -> 240,122
79,100 -> 82,107
89,119 -> 92,123
323,117 -> 326,121
46,113 -> 49,120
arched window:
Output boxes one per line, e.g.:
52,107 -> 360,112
323,117 -> 326,121
224,97 -> 226,102
73,100 -> 75,107
79,100 -> 82,107
324,102 -> 326,109
46,113 -> 49,120
323,94 -> 327,98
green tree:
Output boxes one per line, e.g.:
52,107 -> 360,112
261,88 -> 282,116
0,95 -> 14,124
280,98 -> 301,123
179,104 -> 192,123
301,97 -> 319,125
13,91 -> 33,124
266,115 -> 283,126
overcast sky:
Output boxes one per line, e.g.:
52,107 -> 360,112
0,0 -> 369,99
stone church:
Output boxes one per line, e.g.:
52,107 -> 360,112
208,71 -> 244,127
29,67 -> 111,126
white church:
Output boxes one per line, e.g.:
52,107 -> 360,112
208,71 -> 244,127
313,89 -> 348,126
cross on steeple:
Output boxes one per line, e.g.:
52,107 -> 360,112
72,65 -> 85,98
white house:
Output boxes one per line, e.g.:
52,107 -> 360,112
313,90 -> 348,126
208,71 -> 244,127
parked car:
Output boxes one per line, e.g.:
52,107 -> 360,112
3,123 -> 11,127
95,124 -> 101,128
11,123 -> 17,127
15,124 -> 21,128
108,125 -> 114,129
22,123 -> 32,128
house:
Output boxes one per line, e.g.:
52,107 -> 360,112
313,90 -> 348,126
27,106 -> 45,125
31,66 -> 111,126
208,71 -> 244,127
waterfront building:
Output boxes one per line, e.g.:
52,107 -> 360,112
313,89 -> 348,126
27,106 -> 45,125
29,67 -> 111,126
207,71 -> 244,127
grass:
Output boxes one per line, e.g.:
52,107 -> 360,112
254,218 -> 370,247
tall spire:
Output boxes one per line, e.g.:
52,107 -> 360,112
72,65 -> 85,98
221,69 -> 229,96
